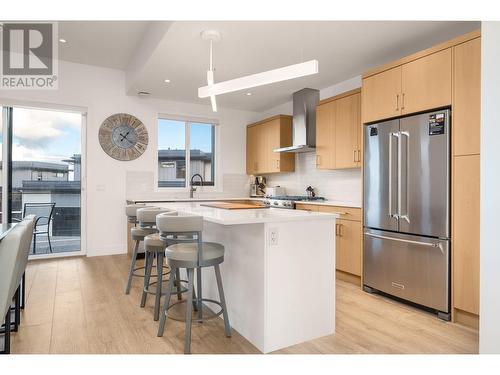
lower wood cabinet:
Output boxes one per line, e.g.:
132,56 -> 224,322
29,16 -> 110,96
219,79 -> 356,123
335,219 -> 362,277
295,203 -> 362,285
453,154 -> 480,326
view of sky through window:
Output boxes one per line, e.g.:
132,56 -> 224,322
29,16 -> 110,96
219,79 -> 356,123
4,108 -> 81,171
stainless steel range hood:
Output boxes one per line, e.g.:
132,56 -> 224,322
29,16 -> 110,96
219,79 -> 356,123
274,88 -> 320,153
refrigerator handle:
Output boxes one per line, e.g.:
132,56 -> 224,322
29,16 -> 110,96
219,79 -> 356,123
400,131 -> 410,224
364,232 -> 444,253
389,132 -> 399,219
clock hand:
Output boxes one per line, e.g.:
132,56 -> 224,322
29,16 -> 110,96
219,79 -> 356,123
119,131 -> 131,142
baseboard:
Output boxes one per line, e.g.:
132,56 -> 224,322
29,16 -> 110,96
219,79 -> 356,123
87,245 -> 127,257
454,308 -> 479,330
336,270 -> 361,286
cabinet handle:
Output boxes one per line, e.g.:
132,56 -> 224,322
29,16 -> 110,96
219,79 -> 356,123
357,149 -> 361,163
338,223 -> 343,237
276,159 -> 280,169
316,154 -> 321,166
401,93 -> 405,110
353,150 -> 357,162
396,94 -> 399,111
335,223 -> 339,236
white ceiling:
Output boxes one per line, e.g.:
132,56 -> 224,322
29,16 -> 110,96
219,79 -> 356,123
57,21 -> 480,112
58,21 -> 151,70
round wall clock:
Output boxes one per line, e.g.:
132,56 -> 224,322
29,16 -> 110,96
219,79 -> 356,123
98,113 -> 149,161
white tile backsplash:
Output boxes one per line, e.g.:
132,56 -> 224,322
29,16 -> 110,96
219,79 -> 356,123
262,152 -> 362,204
125,170 -> 251,200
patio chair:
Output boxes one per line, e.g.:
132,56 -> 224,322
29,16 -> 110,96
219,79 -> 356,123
23,203 -> 56,254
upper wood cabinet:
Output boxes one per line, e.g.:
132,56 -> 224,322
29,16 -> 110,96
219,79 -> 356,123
335,93 -> 361,169
246,115 -> 295,175
453,38 -> 481,156
362,48 -> 452,123
315,100 -> 336,169
362,66 -> 402,123
401,48 -> 452,115
316,90 -> 361,170
246,124 -> 259,175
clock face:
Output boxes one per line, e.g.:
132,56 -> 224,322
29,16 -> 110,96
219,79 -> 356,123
98,113 -> 148,161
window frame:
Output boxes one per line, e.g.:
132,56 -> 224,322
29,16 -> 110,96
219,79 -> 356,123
156,114 -> 219,192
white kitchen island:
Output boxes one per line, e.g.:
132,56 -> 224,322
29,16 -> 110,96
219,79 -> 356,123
152,202 -> 337,353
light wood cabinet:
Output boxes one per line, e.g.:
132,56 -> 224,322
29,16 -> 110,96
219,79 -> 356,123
401,48 -> 452,115
315,101 -> 335,169
246,115 -> 295,175
335,93 -> 361,169
336,219 -> 362,276
246,125 -> 259,174
361,30 -> 481,328
296,203 -> 362,283
362,49 -> 452,123
316,90 -> 361,170
294,203 -> 319,212
362,66 -> 402,123
453,155 -> 480,316
453,38 -> 481,156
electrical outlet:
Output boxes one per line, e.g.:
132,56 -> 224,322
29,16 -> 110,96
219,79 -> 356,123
269,227 -> 279,246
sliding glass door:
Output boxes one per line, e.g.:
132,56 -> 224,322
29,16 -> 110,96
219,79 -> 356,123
1,105 -> 84,257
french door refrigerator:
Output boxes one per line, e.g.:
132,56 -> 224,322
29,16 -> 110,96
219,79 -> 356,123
363,109 -> 451,320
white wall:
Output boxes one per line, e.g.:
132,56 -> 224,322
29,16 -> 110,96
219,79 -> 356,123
258,76 -> 362,203
480,21 -> 500,354
0,61 -> 259,256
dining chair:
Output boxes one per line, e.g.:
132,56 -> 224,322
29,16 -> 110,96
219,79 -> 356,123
22,203 -> 56,254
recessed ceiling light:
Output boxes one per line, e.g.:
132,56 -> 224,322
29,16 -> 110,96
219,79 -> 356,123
59,38 -> 67,43
164,79 -> 171,83
246,92 -> 252,96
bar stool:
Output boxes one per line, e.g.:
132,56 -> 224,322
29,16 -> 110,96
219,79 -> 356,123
142,210 -> 177,321
156,213 -> 231,354
124,205 -> 173,295
124,204 -> 148,294
143,211 -> 199,321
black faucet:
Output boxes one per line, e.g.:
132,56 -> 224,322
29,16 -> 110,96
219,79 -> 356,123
190,174 -> 204,198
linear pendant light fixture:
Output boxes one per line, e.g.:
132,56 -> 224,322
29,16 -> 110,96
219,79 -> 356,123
199,30 -> 319,111
201,30 -> 220,112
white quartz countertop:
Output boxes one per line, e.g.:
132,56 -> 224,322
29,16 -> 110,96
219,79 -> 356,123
154,202 -> 338,226
127,196 -> 361,208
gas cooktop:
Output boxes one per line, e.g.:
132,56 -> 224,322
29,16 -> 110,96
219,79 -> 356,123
263,195 -> 325,209
266,195 -> 325,201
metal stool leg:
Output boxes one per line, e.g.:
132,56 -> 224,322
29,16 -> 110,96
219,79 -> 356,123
140,251 -> 154,307
184,268 -> 195,354
175,268 -> 182,301
157,265 -> 176,337
214,264 -> 232,337
196,267 -> 203,322
154,252 -> 164,321
125,240 -> 140,294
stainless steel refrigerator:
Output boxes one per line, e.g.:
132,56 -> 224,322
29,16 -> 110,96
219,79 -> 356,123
363,109 -> 451,320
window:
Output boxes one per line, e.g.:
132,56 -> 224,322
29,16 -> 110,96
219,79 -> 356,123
157,118 -> 216,188
32,171 -> 43,181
